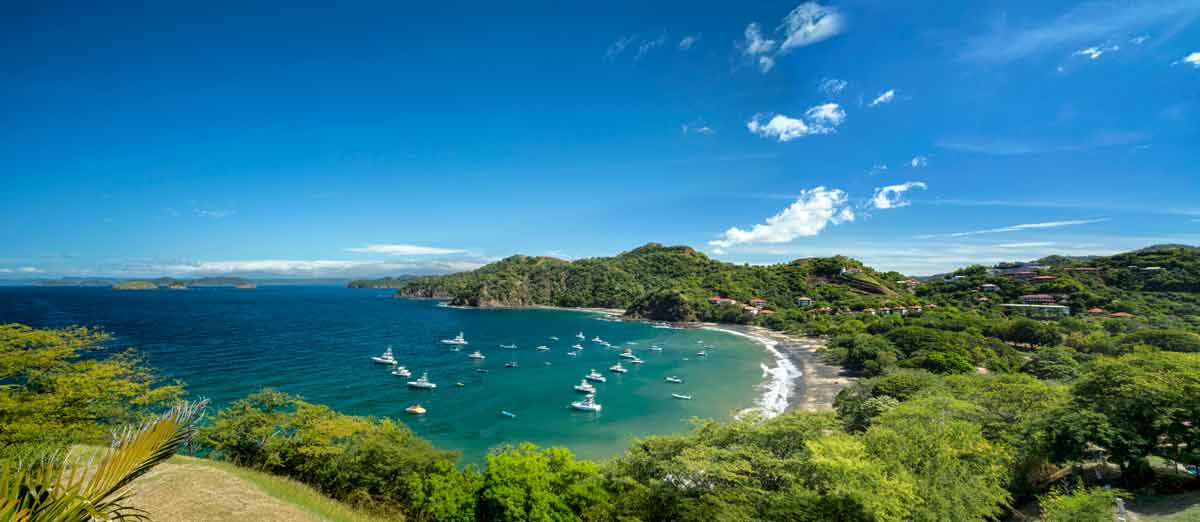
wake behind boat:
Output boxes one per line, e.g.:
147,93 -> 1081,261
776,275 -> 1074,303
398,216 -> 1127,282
441,332 -> 468,345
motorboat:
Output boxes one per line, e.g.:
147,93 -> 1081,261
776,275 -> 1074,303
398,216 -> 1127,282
391,366 -> 412,377
371,347 -> 397,365
573,379 -> 596,393
585,369 -> 607,383
671,393 -> 693,400
501,410 -> 517,418
576,332 -> 585,340
567,351 -> 578,357
475,368 -> 489,373
665,376 -> 683,384
455,382 -> 465,387
571,394 -> 602,412
500,344 -> 518,349
505,361 -> 519,368
536,345 -> 550,351
608,362 -> 627,373
549,336 -> 559,341
405,404 -> 426,414
649,345 -> 663,352
407,372 -> 437,389
468,351 -> 486,359
619,348 -> 637,359
629,357 -> 645,365
696,351 -> 708,357
592,336 -> 604,343
572,344 -> 583,350
441,332 -> 468,345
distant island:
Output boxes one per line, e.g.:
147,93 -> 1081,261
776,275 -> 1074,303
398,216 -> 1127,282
346,275 -> 419,289
112,276 -> 256,290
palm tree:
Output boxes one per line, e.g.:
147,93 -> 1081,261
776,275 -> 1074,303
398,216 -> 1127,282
0,399 -> 208,522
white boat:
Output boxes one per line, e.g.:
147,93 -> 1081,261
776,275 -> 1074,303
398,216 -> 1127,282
619,348 -> 637,359
567,351 -> 578,357
585,369 -> 607,383
608,362 -> 627,373
407,372 -> 437,389
696,351 -> 708,357
549,336 -> 559,341
671,393 -> 693,400
592,336 -> 603,343
573,379 -> 596,393
370,347 -> 397,365
391,366 -> 412,377
405,404 -> 426,414
572,344 -> 583,350
500,344 -> 518,349
665,376 -> 683,384
441,332 -> 468,345
626,341 -> 638,345
505,361 -> 519,368
536,345 -> 550,351
630,358 -> 645,365
576,332 -> 585,340
649,345 -> 663,352
468,351 -> 486,359
571,394 -> 602,412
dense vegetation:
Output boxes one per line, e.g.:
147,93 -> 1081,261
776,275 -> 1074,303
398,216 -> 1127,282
348,276 -> 420,289
113,276 -> 256,290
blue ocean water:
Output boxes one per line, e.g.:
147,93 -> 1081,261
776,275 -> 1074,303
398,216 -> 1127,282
0,286 -> 768,463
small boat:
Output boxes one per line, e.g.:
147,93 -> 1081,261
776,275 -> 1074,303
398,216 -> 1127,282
550,336 -> 559,341
626,341 -> 638,345
468,351 -> 486,359
405,404 -> 426,414
572,344 -> 583,350
571,394 -> 602,412
696,351 -> 707,357
500,344 -> 518,349
574,379 -> 596,393
536,345 -> 550,351
585,369 -> 607,383
455,382 -> 465,387
576,332 -> 585,339
671,393 -> 693,400
665,376 -> 683,384
619,348 -> 637,359
441,332 -> 468,345
649,345 -> 663,352
592,336 -> 603,343
371,347 -> 397,365
567,351 -> 578,357
407,372 -> 437,389
391,366 -> 412,377
630,357 -> 645,365
608,362 -> 627,373
475,368 -> 489,373
505,361 -> 519,368
500,410 -> 517,418
450,346 -> 460,352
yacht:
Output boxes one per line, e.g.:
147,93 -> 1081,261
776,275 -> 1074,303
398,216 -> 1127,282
567,351 -> 578,357
671,393 -> 693,400
500,343 -> 518,349
665,376 -> 683,384
505,361 -> 519,368
391,366 -> 412,377
455,382 -> 465,387
468,351 -> 486,359
441,332 -> 468,345
585,369 -> 607,383
608,362 -> 628,373
407,372 -> 437,389
571,394 -> 602,412
619,348 -> 637,359
592,336 -> 604,343
405,404 -> 426,414
536,345 -> 550,351
475,368 -> 489,373
629,357 -> 645,365
370,347 -> 397,365
501,410 -> 517,418
576,332 -> 585,340
573,379 -> 596,393
549,336 -> 560,341
649,345 -> 663,352
696,350 -> 708,358
572,344 -> 583,350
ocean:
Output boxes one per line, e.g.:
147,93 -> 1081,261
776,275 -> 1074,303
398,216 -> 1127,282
0,285 -> 773,463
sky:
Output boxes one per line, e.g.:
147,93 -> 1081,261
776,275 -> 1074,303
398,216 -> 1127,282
2,1 -> 1199,278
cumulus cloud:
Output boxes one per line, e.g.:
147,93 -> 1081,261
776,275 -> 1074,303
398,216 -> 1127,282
678,34 -> 700,50
818,77 -> 847,95
868,89 -> 896,107
870,182 -> 927,209
1177,51 -> 1200,67
345,244 -> 467,255
915,218 -> 1110,239
739,3 -> 844,74
709,187 -> 853,251
747,103 -> 845,142
910,155 -> 928,168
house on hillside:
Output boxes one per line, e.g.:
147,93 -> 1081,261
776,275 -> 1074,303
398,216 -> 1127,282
1108,312 -> 1135,318
795,296 -> 814,307
709,296 -> 738,305
980,283 -> 1000,292
1001,304 -> 1071,318
1032,275 -> 1058,282
841,267 -> 862,275
1069,267 -> 1101,273
1087,307 -> 1107,314
749,298 -> 767,308
1021,294 -> 1057,305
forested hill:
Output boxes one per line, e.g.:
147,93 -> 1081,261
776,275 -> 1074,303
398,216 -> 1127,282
395,243 -> 915,321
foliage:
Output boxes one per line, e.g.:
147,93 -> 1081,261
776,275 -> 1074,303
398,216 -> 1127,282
1038,484 -> 1118,522
1021,345 -> 1081,380
478,444 -> 607,522
0,324 -> 184,451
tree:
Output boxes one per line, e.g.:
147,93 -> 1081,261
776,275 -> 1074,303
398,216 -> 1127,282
0,324 -> 184,451
478,443 -> 607,522
1004,318 -> 1062,347
1039,485 -> 1118,522
1021,346 -> 1081,380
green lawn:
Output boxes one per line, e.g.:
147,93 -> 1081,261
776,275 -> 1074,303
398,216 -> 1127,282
1127,491 -> 1200,522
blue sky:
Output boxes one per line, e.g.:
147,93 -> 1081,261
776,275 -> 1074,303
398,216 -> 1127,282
2,1 -> 1198,278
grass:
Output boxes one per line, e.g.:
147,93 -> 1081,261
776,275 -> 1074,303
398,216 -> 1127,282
1127,491 -> 1200,522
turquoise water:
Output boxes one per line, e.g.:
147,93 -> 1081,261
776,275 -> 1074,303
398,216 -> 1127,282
0,286 -> 768,463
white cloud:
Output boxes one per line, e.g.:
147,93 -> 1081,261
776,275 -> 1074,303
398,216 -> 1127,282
1073,44 -> 1119,60
345,244 -> 467,255
818,77 -> 847,95
634,33 -> 667,61
17,267 -> 41,273
1177,51 -> 1200,67
915,218 -> 1110,239
779,2 -> 846,51
993,241 -> 1057,249
747,103 -> 845,142
910,155 -> 928,168
1130,34 -> 1151,45
868,163 -> 889,176
678,35 -> 700,50
682,123 -> 715,136
740,3 -> 844,74
149,258 -> 485,277
868,89 -> 896,107
604,35 -> 636,60
195,208 -> 235,219
961,2 -> 1200,63
709,186 -> 852,250
804,102 -> 846,129
870,182 -> 927,209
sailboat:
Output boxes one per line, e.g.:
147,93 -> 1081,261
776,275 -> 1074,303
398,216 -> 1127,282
371,347 -> 397,365
441,332 -> 469,345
